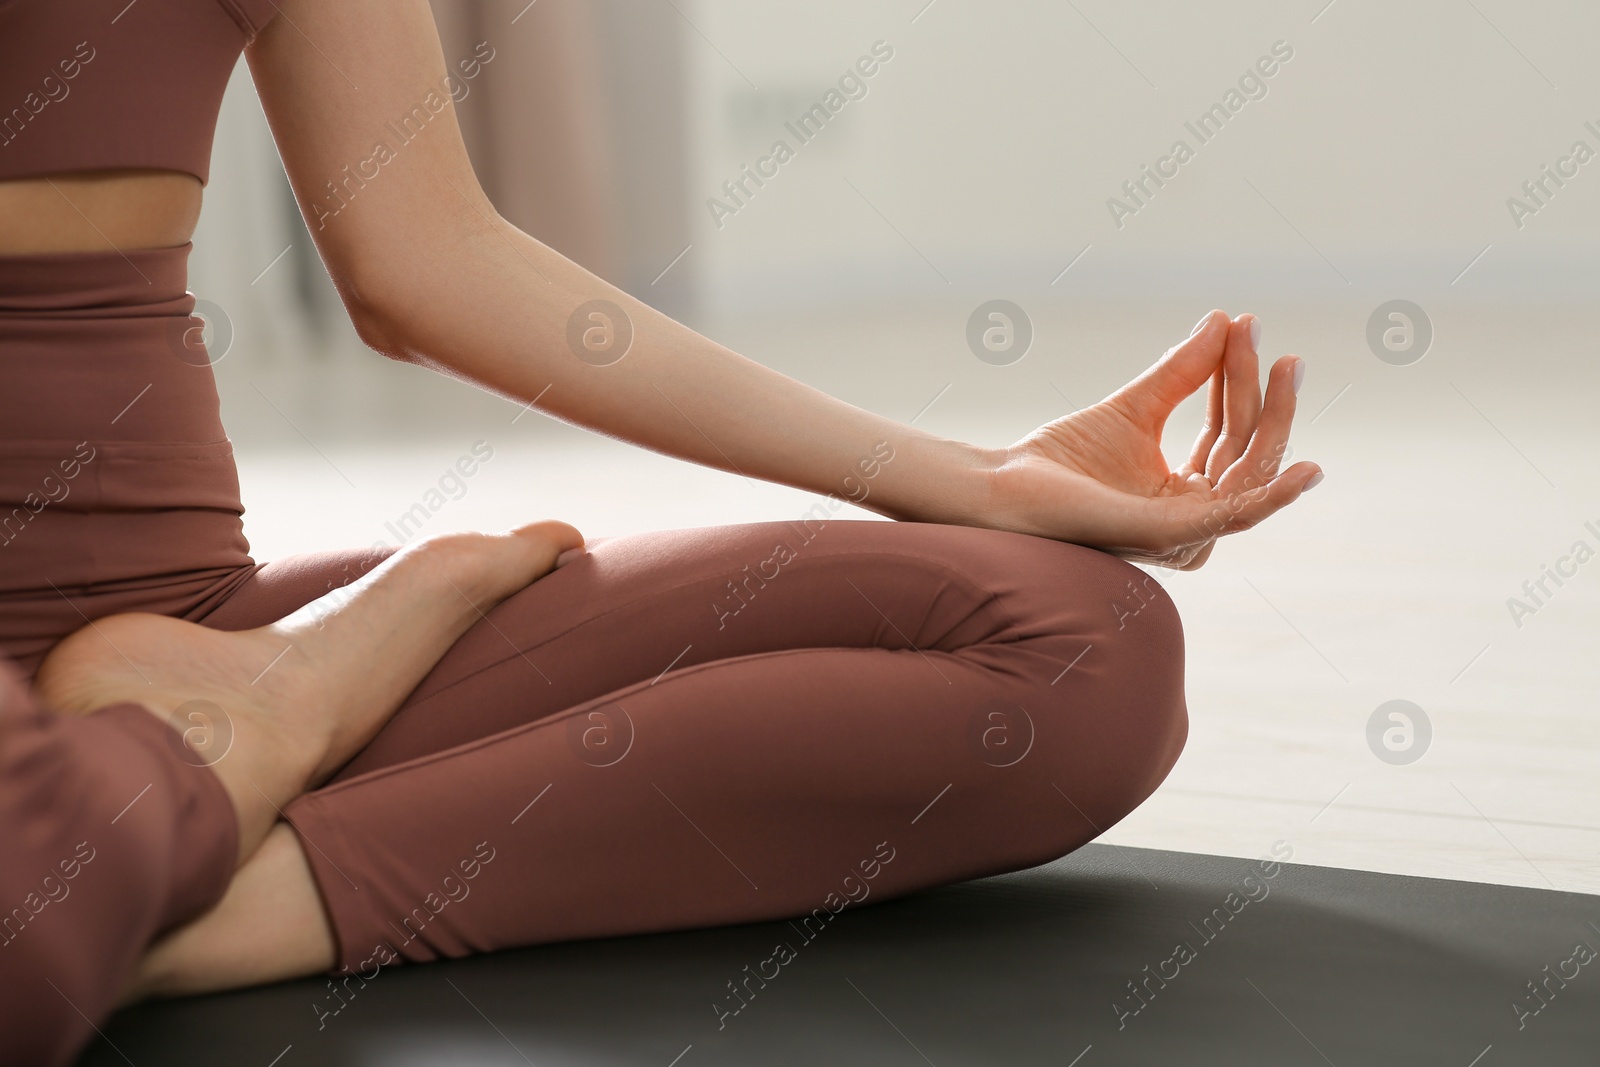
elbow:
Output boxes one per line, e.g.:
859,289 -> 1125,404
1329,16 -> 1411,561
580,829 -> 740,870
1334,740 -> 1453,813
325,253 -> 414,360
341,271 -> 442,365
318,243 -> 437,362
346,296 -> 414,362
338,258 -> 463,369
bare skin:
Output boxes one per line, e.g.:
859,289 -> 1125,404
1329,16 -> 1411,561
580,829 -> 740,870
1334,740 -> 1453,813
130,824 -> 332,1002
3,0 -> 1325,1011
0,170 -> 200,254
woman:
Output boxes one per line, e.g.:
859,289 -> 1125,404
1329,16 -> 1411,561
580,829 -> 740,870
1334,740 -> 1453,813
0,1 -> 1319,1062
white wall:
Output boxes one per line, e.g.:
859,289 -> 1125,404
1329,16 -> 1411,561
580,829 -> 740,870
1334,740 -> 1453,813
684,0 -> 1600,309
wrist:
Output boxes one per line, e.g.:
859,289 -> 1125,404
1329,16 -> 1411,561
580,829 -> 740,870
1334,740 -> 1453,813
941,440 -> 1060,540
875,434 -> 1005,529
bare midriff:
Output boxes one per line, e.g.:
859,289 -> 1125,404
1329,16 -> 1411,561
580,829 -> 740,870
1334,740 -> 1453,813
0,169 -> 202,254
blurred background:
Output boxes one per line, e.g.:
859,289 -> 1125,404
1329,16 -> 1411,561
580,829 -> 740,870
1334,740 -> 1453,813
194,0 -> 1598,892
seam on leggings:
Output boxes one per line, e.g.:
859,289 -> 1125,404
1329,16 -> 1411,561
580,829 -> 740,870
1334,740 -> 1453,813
304,641 -> 999,800
408,543 -> 1038,707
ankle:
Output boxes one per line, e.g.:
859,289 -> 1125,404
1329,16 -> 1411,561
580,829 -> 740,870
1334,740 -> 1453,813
128,824 -> 336,1001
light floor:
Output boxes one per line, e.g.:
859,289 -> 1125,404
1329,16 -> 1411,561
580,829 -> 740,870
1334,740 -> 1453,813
220,297 -> 1600,896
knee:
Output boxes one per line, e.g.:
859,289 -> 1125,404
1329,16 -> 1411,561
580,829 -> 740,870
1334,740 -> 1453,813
1079,552 -> 1188,790
1057,542 -> 1184,649
1014,547 -> 1189,846
1003,539 -> 1186,694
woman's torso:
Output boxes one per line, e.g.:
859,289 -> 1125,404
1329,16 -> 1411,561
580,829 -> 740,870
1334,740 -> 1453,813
0,0 -> 283,674
0,0 -> 282,253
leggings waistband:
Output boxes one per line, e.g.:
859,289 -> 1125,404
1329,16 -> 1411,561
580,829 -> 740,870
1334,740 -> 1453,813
0,242 -> 191,312
0,243 -> 252,674
0,243 -> 229,444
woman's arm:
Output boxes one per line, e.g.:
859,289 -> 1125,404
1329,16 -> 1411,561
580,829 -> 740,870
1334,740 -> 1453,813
247,0 -> 991,523
246,0 -> 1319,566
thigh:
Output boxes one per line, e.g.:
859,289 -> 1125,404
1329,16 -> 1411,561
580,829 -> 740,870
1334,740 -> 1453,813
197,520 -> 1164,781
326,519 -> 1160,779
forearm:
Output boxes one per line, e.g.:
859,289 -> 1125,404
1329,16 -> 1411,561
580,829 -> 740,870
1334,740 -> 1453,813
245,0 -> 993,526
361,218 -> 999,526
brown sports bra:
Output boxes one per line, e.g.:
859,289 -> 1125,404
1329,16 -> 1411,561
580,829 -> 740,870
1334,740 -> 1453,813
0,0 -> 280,185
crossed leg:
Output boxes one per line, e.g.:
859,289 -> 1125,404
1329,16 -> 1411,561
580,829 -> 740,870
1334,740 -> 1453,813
3,521 -> 581,1061
35,521 -> 584,865
127,520 -> 1189,1000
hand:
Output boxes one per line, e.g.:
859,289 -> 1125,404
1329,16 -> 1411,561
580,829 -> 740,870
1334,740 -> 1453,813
985,311 -> 1322,569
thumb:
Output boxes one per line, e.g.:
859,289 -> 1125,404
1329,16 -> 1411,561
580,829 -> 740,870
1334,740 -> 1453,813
1112,310 -> 1227,422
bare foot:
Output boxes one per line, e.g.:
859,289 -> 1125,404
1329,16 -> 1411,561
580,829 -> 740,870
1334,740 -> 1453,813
35,521 -> 584,862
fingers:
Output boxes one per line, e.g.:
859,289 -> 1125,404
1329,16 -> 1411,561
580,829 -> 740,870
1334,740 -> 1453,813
1216,354 -> 1301,497
1185,366 -> 1225,473
1203,314 -> 1263,481
1111,309 -> 1228,425
1184,461 -> 1323,540
1227,461 -> 1323,530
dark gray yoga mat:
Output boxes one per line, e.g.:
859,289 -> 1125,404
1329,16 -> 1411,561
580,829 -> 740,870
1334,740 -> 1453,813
79,844 -> 1600,1065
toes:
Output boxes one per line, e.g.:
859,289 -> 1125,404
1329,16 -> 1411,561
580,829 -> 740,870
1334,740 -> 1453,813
499,521 -> 585,587
510,519 -> 584,556
378,522 -> 584,606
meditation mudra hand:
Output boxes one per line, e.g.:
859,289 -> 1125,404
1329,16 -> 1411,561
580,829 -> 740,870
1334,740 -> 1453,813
34,521 -> 585,864
986,311 -> 1320,571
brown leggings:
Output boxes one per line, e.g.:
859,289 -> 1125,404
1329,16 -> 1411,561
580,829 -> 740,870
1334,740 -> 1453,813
210,519 -> 1189,974
0,675 -> 239,1066
0,245 -> 1186,1062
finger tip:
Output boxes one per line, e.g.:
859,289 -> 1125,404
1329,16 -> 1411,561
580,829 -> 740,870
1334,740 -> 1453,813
1226,312 -> 1260,349
1190,310 -> 1224,337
